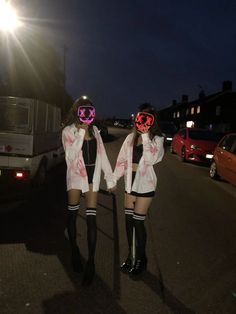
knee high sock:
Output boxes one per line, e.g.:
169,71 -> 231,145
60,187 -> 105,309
133,213 -> 146,260
86,208 -> 97,263
67,204 -> 80,252
124,208 -> 134,254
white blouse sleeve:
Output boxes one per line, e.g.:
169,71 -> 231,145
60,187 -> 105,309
62,127 -> 85,163
99,135 -> 116,189
113,136 -> 129,181
141,133 -> 164,165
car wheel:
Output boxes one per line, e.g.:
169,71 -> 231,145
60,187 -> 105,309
180,147 -> 186,162
209,161 -> 219,180
170,143 -> 175,154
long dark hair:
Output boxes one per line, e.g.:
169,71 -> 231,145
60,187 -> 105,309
133,103 -> 163,143
62,96 -> 94,137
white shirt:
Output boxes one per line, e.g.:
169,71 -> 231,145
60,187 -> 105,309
113,132 -> 164,193
62,124 -> 115,192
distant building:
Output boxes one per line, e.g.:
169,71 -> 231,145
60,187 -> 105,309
158,81 -> 236,132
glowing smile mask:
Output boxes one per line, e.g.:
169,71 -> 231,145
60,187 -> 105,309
77,105 -> 95,125
135,112 -> 155,133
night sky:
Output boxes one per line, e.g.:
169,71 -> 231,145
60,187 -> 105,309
18,1 -> 236,117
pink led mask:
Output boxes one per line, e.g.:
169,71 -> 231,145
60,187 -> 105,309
135,112 -> 155,133
77,105 -> 95,125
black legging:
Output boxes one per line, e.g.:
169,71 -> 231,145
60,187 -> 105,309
124,208 -> 134,255
67,205 -> 83,272
133,213 -> 147,260
86,208 -> 97,263
67,207 -> 80,251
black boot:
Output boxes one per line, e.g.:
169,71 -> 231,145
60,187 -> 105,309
129,257 -> 147,275
71,247 -> 83,273
82,261 -> 95,286
129,212 -> 147,276
120,253 -> 132,273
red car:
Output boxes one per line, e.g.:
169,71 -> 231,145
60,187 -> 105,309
210,133 -> 236,186
170,128 -> 223,163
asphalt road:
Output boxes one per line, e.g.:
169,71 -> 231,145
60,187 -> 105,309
0,127 -> 236,314
152,143 -> 236,313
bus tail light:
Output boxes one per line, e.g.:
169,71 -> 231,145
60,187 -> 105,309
13,170 -> 29,180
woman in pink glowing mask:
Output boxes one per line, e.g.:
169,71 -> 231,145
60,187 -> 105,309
113,103 -> 164,276
62,96 -> 116,285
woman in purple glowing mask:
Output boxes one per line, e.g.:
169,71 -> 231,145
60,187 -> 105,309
62,96 -> 116,285
113,103 -> 164,276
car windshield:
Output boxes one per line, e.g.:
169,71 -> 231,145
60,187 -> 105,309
0,100 -> 31,134
189,129 -> 222,142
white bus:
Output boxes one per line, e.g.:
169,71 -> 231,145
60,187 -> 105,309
0,96 -> 65,187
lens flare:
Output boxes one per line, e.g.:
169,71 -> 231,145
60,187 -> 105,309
0,0 -> 22,33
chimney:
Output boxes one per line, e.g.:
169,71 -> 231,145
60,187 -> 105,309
182,95 -> 188,103
222,80 -> 232,92
172,99 -> 177,106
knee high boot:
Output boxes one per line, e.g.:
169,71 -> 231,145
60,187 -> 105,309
82,208 -> 97,285
129,213 -> 147,275
67,204 -> 83,273
120,208 -> 134,272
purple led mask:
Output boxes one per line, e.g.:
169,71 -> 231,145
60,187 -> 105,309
77,105 -> 96,125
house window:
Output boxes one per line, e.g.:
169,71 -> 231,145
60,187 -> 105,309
191,107 -> 194,115
197,106 -> 200,114
186,108 -> 189,115
177,111 -> 180,118
216,105 -> 221,116
173,112 -> 176,118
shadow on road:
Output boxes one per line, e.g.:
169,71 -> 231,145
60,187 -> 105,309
130,271 -> 195,314
42,276 -> 125,314
0,166 -> 125,313
0,164 -> 194,313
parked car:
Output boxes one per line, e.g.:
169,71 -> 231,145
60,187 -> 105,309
159,121 -> 178,145
113,119 -> 131,128
210,133 -> 236,186
170,128 -> 223,163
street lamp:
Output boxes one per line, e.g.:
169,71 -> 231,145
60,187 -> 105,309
0,0 -> 23,33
